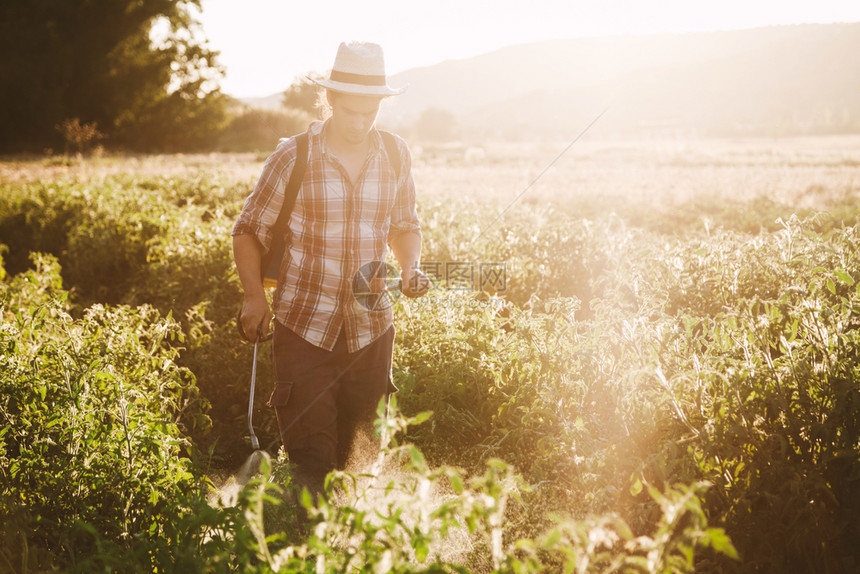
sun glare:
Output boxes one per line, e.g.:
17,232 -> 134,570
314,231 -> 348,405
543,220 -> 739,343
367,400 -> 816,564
199,0 -> 860,97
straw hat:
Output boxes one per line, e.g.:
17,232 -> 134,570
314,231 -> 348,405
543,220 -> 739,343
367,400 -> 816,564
310,42 -> 406,96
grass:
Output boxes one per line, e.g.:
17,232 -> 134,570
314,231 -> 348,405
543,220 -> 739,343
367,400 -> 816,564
2,133 -> 859,572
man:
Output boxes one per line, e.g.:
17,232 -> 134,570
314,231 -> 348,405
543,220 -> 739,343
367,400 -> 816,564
232,42 -> 430,494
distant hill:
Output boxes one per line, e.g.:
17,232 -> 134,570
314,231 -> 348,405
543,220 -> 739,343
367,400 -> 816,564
238,93 -> 283,110
382,23 -> 860,139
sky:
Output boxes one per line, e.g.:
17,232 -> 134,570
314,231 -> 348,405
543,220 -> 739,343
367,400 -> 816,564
197,0 -> 860,98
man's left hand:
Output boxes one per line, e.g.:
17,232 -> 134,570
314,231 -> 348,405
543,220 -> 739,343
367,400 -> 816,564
401,267 -> 430,298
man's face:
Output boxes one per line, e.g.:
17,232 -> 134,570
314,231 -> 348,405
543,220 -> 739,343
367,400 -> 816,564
328,92 -> 383,145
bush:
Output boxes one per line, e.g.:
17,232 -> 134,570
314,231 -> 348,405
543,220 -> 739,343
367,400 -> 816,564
0,254 -> 208,570
219,107 -> 313,153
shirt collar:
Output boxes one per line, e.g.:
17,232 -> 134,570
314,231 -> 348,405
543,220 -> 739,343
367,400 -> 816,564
314,118 -> 382,159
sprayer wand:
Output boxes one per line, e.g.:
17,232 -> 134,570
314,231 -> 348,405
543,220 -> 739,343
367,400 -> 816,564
248,323 -> 264,451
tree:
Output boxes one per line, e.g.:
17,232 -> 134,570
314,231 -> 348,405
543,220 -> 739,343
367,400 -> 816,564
282,73 -> 326,117
413,107 -> 459,142
0,0 -> 227,153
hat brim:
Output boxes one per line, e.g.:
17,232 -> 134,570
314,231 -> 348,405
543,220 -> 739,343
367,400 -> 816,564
309,76 -> 406,96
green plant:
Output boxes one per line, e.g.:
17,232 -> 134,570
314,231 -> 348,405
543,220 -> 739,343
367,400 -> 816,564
0,254 -> 207,571
1,158 -> 858,571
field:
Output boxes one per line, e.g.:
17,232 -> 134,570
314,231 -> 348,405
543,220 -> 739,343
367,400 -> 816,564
2,135 -> 859,572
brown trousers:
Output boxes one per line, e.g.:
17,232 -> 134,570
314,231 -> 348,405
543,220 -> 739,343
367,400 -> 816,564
267,321 -> 395,494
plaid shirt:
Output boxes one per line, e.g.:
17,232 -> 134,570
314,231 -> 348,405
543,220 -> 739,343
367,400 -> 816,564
232,119 -> 420,352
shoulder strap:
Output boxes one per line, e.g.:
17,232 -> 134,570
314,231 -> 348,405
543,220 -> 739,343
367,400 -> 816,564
379,130 -> 402,182
272,131 -> 308,235
261,131 -> 308,285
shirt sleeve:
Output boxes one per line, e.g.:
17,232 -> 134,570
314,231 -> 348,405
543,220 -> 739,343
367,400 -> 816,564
388,136 -> 422,241
231,138 -> 298,253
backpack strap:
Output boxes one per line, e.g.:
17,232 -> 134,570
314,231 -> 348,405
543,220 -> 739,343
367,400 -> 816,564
261,131 -> 309,286
272,132 -> 308,236
379,130 -> 402,183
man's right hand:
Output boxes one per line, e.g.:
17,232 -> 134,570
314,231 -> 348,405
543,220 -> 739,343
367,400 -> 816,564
239,294 -> 272,342
233,234 -> 271,341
